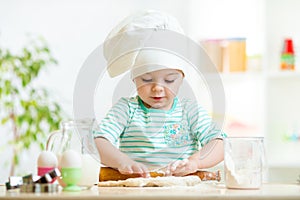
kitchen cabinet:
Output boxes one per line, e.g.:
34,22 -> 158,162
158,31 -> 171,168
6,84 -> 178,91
221,71 -> 300,167
263,0 -> 300,170
187,0 -> 300,183
204,0 -> 300,182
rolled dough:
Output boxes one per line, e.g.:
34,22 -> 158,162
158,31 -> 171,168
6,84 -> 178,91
98,175 -> 201,187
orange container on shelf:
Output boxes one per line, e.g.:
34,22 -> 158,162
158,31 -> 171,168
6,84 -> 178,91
200,39 -> 224,72
200,38 -> 246,73
281,38 -> 295,70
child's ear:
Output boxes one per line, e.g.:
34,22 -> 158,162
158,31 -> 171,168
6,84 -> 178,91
177,70 -> 185,78
179,73 -> 184,81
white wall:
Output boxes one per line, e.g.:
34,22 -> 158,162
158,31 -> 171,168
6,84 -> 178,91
2,0 -> 291,183
0,0 -> 190,182
265,0 -> 300,71
0,0 -> 190,114
187,0 -> 264,56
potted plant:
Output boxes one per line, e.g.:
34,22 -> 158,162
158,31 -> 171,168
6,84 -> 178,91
0,37 -> 66,176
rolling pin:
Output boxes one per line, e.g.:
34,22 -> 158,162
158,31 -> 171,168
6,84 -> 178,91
99,167 -> 221,182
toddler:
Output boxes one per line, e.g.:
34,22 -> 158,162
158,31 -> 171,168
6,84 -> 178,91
94,10 -> 226,177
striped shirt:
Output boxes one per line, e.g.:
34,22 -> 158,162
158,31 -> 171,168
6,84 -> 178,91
93,96 -> 225,169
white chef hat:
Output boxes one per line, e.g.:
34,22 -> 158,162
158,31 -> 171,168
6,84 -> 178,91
103,10 -> 188,79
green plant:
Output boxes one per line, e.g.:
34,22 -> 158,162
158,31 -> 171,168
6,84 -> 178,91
0,37 -> 66,176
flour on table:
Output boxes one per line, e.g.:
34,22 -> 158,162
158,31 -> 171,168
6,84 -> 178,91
98,176 -> 201,187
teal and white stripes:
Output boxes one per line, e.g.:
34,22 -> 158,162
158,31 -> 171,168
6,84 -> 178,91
93,96 -> 225,168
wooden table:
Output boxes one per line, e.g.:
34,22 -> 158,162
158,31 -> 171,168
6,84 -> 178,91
1,183 -> 300,200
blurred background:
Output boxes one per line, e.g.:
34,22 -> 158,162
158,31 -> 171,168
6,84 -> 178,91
0,0 -> 299,184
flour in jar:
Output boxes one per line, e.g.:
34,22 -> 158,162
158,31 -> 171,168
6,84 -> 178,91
224,156 -> 262,189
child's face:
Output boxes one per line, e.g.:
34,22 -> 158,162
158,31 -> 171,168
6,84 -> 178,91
134,68 -> 183,110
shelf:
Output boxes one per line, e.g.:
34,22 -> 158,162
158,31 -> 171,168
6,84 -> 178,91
220,71 -> 264,81
267,162 -> 300,168
215,71 -> 300,81
267,71 -> 300,79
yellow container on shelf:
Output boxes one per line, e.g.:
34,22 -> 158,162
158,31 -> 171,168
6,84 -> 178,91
223,38 -> 247,72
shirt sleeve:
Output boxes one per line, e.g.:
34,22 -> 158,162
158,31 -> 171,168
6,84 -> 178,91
93,97 -> 130,146
187,100 -> 227,147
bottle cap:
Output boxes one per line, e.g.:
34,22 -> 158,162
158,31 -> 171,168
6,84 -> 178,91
282,38 -> 294,54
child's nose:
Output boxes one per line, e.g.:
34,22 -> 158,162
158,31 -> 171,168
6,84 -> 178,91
151,83 -> 164,92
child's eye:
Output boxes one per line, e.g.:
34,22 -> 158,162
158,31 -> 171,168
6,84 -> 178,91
142,78 -> 152,82
165,79 -> 175,83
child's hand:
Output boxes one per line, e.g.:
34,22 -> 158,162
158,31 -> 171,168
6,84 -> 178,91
118,160 -> 150,178
167,158 -> 199,176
